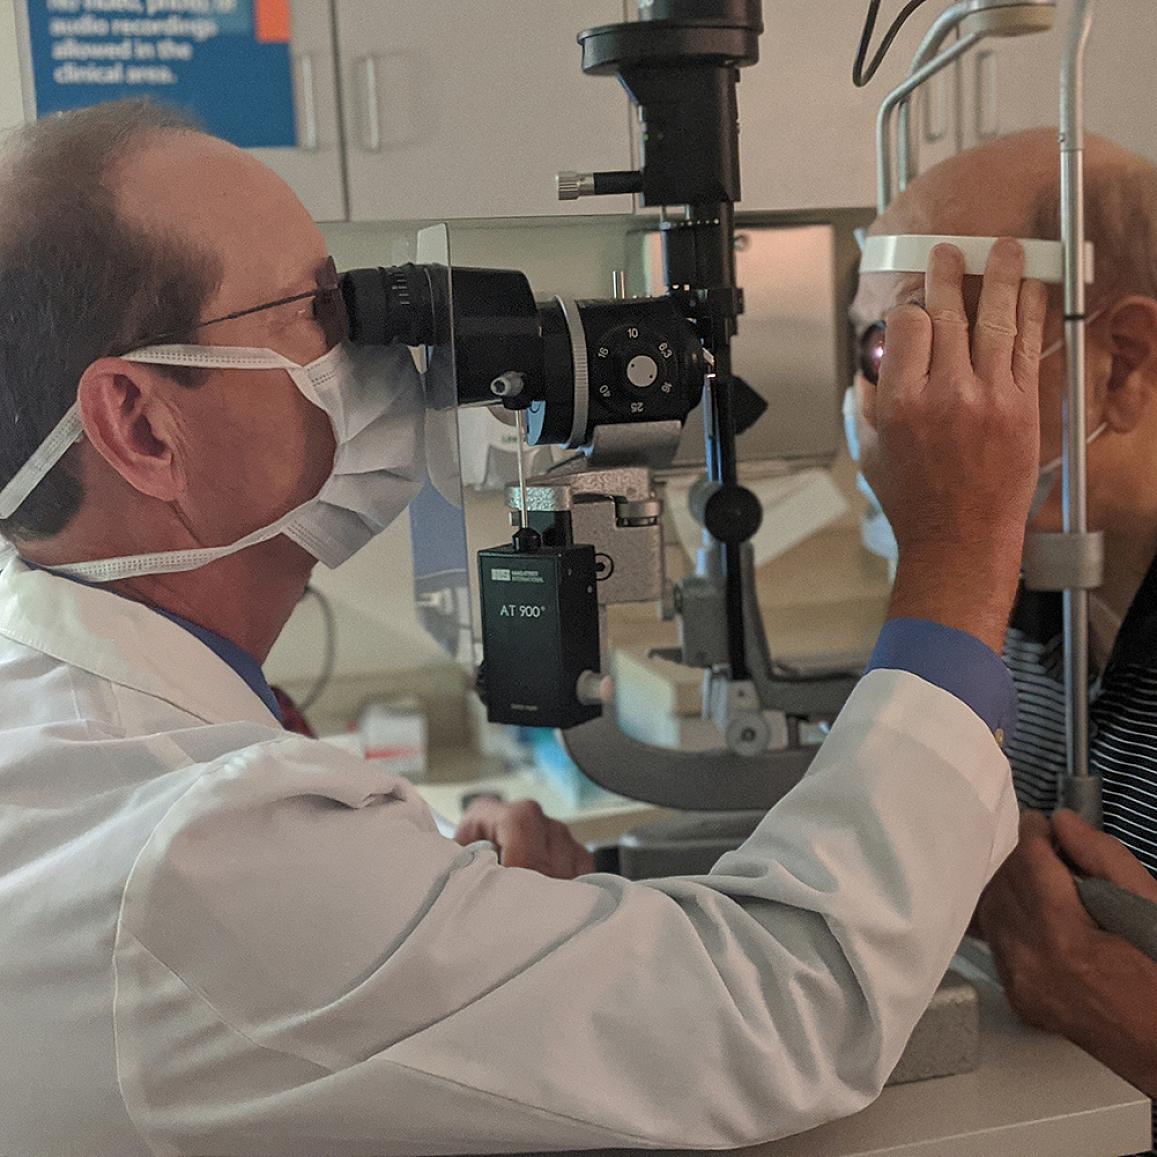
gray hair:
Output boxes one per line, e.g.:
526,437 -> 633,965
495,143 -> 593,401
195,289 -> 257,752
0,99 -> 223,541
1030,153 -> 1157,307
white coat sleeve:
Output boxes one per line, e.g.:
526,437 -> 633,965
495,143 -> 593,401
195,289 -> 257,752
112,668 -> 1019,1157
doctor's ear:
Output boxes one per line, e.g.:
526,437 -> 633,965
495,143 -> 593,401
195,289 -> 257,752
1098,296 -> 1157,435
76,357 -> 189,502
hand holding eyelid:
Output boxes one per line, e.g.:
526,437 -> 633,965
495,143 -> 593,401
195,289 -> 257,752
860,239 -> 1047,652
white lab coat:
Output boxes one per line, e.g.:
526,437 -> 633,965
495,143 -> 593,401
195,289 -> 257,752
0,558 -> 1018,1157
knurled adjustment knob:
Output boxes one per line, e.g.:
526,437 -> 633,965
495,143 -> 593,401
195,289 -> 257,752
703,484 -> 762,545
387,265 -> 412,304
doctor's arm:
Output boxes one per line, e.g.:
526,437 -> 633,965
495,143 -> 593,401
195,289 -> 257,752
113,243 -> 1048,1157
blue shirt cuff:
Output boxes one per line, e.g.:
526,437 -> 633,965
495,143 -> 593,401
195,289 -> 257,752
866,617 -> 1016,745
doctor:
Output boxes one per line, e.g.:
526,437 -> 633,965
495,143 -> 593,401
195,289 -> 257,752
0,101 -> 1044,1157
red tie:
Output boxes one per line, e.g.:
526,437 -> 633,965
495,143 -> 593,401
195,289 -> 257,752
271,686 -> 317,739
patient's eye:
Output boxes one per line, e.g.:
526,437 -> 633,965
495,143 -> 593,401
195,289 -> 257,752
858,321 -> 887,385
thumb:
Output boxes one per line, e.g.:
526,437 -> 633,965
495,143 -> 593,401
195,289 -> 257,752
1053,809 -> 1157,901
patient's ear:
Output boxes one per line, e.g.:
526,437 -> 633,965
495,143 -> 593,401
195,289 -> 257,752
1100,296 -> 1157,434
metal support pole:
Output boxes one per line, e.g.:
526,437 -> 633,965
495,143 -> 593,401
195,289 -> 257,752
1059,0 -> 1101,824
877,33 -> 982,213
898,3 -> 973,191
694,199 -> 749,682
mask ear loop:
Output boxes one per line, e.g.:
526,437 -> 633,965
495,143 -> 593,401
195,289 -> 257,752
43,489 -> 324,582
1038,303 -> 1109,361
1038,421 -> 1109,478
121,344 -> 299,371
0,408 -> 84,521
1034,304 -> 1112,477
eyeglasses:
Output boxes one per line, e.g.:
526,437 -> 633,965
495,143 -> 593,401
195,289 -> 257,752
127,255 -> 350,351
857,320 -> 887,386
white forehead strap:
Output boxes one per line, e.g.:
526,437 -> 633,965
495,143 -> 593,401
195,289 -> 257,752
859,235 -> 1094,286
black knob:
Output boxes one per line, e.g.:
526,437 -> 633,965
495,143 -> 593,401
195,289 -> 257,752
703,484 -> 762,545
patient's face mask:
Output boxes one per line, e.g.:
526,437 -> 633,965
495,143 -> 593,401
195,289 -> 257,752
0,340 -> 425,582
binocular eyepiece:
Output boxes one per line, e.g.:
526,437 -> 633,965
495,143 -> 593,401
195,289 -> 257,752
338,261 -> 708,450
340,263 -> 447,349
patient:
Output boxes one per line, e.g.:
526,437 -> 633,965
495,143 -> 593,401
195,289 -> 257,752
852,128 -> 1157,1136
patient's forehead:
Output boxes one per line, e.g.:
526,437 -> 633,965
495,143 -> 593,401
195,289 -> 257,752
852,147 -> 1046,329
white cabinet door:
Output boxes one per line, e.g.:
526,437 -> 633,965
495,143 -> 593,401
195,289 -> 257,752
0,0 -> 26,140
736,2 -> 966,211
337,0 -> 632,221
974,0 -> 1157,168
248,0 -> 346,223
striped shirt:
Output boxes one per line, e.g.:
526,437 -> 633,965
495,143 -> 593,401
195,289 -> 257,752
1004,565 -> 1157,1154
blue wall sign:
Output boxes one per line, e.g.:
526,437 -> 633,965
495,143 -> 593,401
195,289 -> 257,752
24,0 -> 298,149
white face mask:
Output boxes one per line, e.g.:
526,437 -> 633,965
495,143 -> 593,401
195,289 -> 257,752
0,341 -> 426,581
1027,422 -> 1108,520
841,387 -> 899,563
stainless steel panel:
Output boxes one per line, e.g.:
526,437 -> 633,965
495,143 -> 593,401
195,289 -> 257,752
643,223 -> 843,471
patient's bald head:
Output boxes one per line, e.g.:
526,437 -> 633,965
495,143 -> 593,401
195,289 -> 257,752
871,128 -> 1157,305
853,129 -> 1157,538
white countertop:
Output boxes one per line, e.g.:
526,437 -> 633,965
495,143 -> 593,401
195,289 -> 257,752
749,965 -> 1150,1157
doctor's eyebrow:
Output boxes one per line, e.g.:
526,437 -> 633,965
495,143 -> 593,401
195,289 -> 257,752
261,258 -> 335,305
312,256 -> 335,288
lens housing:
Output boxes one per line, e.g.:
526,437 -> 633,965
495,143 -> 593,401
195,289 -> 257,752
530,296 -> 704,447
340,264 -> 446,347
340,263 -> 706,447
